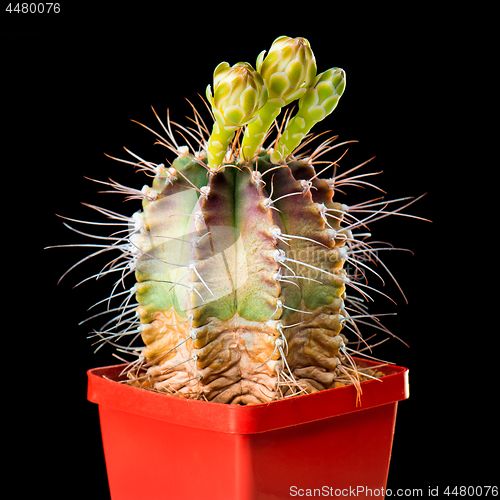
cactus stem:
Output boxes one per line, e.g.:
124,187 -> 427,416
148,354 -> 198,375
265,301 -> 282,322
279,255 -> 340,280
189,262 -> 222,307
268,188 -> 303,206
173,166 -> 209,195
277,278 -> 300,288
256,339 -> 282,369
154,231 -> 212,254
278,250 -> 390,304
179,283 -> 206,307
272,270 -> 301,288
143,328 -> 196,369
275,323 -> 289,351
262,199 -> 281,212
51,69 -> 429,401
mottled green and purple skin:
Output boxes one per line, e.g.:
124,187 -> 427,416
130,149 -> 350,404
48,35 -> 420,404
122,36 -> 356,404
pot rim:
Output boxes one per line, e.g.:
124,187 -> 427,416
87,357 -> 409,434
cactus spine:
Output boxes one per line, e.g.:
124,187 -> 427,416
52,36 -> 423,405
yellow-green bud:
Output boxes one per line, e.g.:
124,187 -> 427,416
240,36 -> 317,161
271,68 -> 346,164
206,62 -> 267,169
206,61 -> 268,130
256,36 -> 317,107
296,67 -> 346,122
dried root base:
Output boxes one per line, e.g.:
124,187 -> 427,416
280,361 -> 384,398
128,313 -> 282,405
127,355 -> 384,404
125,305 -> 384,404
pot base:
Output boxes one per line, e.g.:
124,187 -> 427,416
88,358 -> 409,500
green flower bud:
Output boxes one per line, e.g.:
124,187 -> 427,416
206,61 -> 268,130
206,61 -> 268,169
256,36 -> 317,107
271,68 -> 346,164
240,36 -> 317,161
296,67 -> 346,122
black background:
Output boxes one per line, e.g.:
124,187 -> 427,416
4,6 -> 491,499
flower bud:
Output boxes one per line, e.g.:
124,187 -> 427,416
256,36 -> 317,106
240,36 -> 317,161
271,68 -> 346,164
206,61 -> 268,130
296,67 -> 346,122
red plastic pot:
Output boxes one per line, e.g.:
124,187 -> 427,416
87,358 -> 409,500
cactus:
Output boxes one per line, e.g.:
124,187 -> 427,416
50,36 -> 426,405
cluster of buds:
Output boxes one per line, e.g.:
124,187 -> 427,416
206,36 -> 346,169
